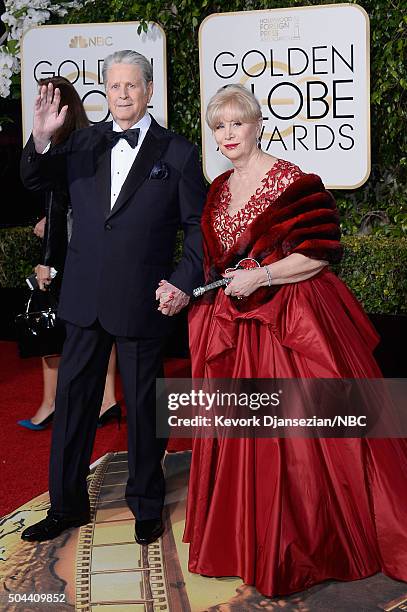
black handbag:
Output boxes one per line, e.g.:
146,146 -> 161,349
15,287 -> 66,358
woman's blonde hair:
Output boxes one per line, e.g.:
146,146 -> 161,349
206,84 -> 262,129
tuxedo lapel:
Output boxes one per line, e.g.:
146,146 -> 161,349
106,120 -> 170,221
94,122 -> 113,218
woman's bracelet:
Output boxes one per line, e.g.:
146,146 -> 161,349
264,265 -> 272,286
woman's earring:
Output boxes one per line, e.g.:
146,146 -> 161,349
256,135 -> 261,149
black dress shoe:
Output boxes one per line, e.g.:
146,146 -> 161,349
135,517 -> 164,546
21,513 -> 90,542
97,403 -> 121,428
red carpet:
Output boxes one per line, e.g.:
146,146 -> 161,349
0,341 -> 190,517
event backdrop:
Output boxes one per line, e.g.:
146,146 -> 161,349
200,4 -> 370,188
20,21 -> 167,144
0,0 -> 404,236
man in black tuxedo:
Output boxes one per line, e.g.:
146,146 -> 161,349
20,50 -> 206,545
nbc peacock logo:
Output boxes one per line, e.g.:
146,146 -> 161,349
68,35 -> 113,48
69,36 -> 88,48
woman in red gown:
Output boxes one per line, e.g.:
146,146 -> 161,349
183,84 -> 407,597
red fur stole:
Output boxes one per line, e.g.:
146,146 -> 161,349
201,171 -> 343,309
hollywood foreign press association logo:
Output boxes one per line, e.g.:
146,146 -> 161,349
69,35 -> 113,48
259,16 -> 300,42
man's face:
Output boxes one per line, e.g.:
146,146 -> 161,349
106,63 -> 153,129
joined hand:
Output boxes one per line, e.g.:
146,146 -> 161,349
156,280 -> 190,316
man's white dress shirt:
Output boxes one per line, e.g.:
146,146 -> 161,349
110,113 -> 151,209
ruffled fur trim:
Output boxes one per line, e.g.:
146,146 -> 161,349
201,172 -> 343,284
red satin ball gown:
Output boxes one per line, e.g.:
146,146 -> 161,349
183,159 -> 407,597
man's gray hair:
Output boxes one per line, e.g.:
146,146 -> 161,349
102,50 -> 153,88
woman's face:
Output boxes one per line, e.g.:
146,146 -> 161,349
212,105 -> 260,162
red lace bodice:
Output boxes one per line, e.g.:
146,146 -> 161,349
213,158 -> 304,251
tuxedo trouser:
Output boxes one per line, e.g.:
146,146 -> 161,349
49,320 -> 167,521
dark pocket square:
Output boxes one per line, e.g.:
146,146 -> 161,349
149,161 -> 169,180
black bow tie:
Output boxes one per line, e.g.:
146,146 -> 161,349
107,128 -> 140,149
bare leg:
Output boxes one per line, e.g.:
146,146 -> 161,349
29,347 -> 116,424
31,355 -> 60,424
99,345 -> 117,416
